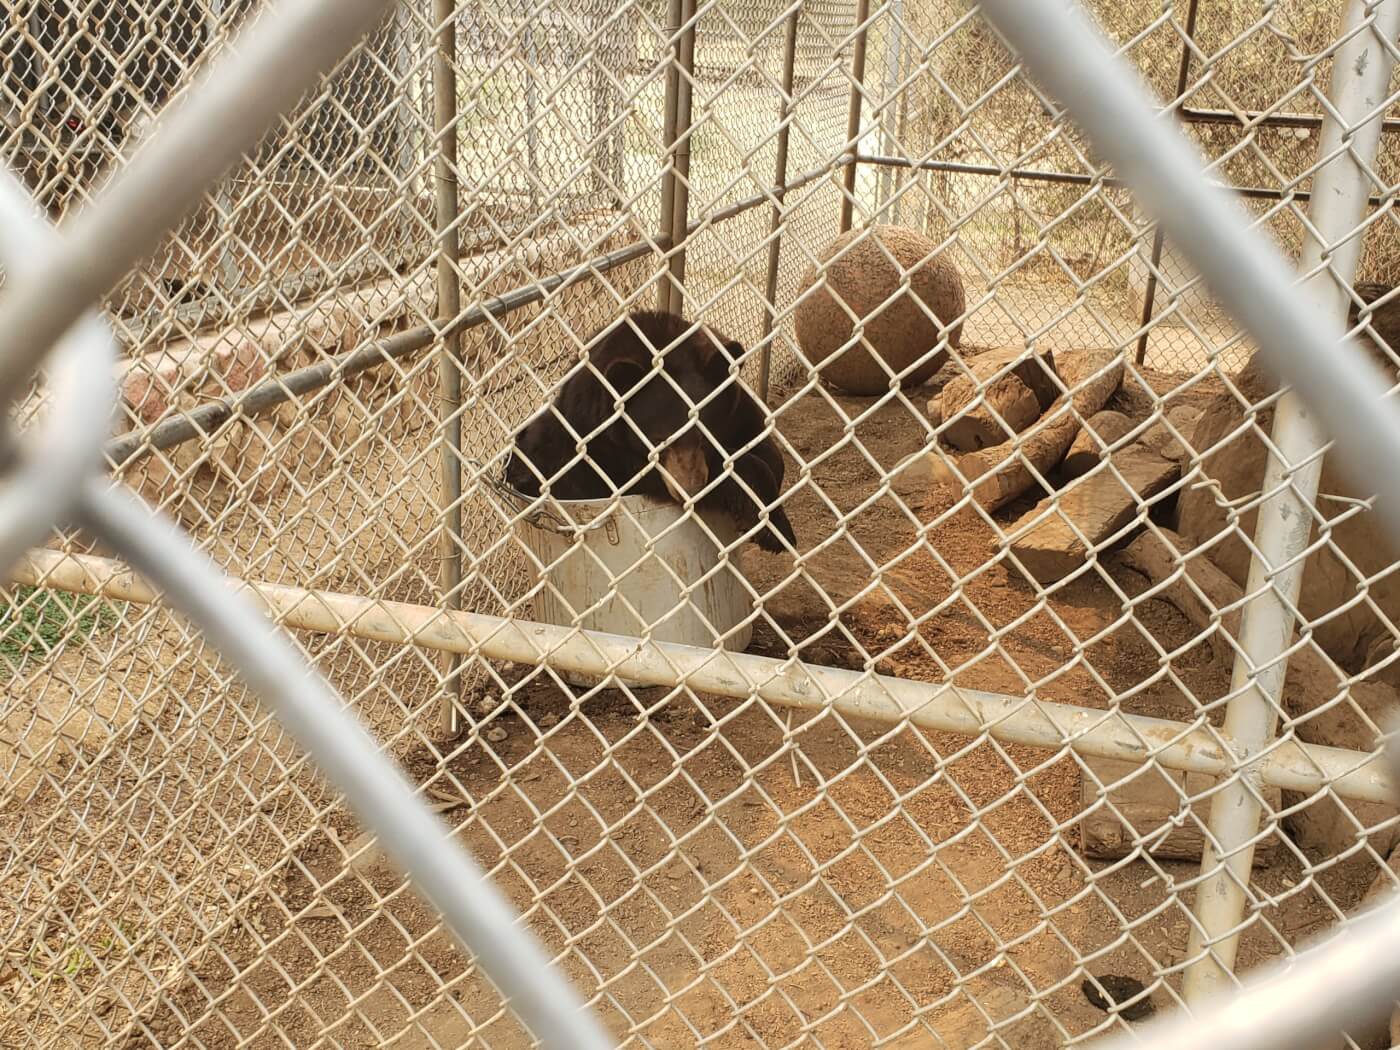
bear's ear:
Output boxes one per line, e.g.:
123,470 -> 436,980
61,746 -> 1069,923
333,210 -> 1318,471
722,339 -> 745,362
601,354 -> 648,396
572,340 -> 650,430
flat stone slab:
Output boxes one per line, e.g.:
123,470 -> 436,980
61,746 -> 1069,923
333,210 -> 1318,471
1009,442 -> 1179,583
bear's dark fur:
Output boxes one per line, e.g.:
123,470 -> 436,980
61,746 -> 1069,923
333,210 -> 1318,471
504,310 -> 796,552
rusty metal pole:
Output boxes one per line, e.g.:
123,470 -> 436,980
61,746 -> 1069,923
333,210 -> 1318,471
1133,0 -> 1201,366
838,0 -> 872,233
432,0 -> 464,737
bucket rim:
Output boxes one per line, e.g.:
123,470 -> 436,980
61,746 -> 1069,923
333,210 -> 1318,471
486,469 -> 672,538
478,458 -> 728,539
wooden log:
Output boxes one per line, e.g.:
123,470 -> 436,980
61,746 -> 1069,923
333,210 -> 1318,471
1116,528 -> 1240,667
928,348 -> 1124,512
1115,528 -> 1400,857
1079,753 -> 1282,864
938,346 -> 1059,452
1007,442 -> 1180,583
943,375 -> 1040,452
1060,410 -> 1134,480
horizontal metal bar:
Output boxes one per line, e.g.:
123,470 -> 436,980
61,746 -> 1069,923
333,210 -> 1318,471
698,155 -> 852,229
1179,104 -> 1400,134
104,235 -> 661,468
855,153 -> 1391,206
14,546 -> 1395,806
104,157 -> 848,470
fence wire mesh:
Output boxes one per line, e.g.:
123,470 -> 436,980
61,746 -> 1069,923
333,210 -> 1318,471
6,0 -> 1400,1047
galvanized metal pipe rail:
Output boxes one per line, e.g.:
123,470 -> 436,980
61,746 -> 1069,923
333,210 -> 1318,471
13,545 -> 1395,807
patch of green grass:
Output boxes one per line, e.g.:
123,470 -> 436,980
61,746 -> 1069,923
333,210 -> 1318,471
0,586 -> 123,672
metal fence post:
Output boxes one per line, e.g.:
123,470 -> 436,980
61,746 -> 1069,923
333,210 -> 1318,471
1133,0 -> 1201,367
656,0 -> 684,314
589,0 -> 624,209
759,3 -> 802,401
432,0 -> 465,737
838,0 -> 872,234
1181,0 -> 1400,1001
524,18 -> 540,213
875,0 -> 904,216
392,1 -> 422,267
657,0 -> 696,315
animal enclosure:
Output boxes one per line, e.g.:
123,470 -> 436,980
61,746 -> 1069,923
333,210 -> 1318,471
5,0 -> 1400,1046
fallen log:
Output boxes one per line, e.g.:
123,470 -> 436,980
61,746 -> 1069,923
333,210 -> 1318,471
937,345 -> 1059,453
1061,409 -> 1134,480
928,348 -> 1124,512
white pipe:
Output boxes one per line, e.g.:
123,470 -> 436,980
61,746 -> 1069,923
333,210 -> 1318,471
1182,0 -> 1400,1001
1093,887 -> 1400,1050
12,544 -> 1395,805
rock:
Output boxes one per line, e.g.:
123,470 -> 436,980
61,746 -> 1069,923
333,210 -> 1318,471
793,225 -> 965,395
927,348 -> 1124,513
1081,975 -> 1154,1022
485,726 -> 508,743
475,693 -> 502,718
1140,403 -> 1202,464
1060,410 -> 1134,480
1115,528 -> 1400,857
1364,634 -> 1400,689
1007,442 -> 1180,583
926,396 -> 943,427
938,345 -> 1058,452
1177,383 -> 1400,673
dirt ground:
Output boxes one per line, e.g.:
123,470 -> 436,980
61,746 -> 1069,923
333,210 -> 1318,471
94,348 -> 1384,1050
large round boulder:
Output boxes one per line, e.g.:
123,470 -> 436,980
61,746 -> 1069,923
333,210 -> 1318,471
794,225 -> 965,395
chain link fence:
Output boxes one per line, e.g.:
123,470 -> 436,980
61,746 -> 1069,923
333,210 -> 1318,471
4,0 -> 1400,1046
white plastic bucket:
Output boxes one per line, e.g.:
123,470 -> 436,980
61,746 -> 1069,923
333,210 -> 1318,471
501,489 -> 755,687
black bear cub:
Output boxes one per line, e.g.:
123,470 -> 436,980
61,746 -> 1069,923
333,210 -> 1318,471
504,310 -> 796,552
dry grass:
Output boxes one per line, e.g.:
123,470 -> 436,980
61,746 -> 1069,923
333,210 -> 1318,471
871,0 -> 1400,288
